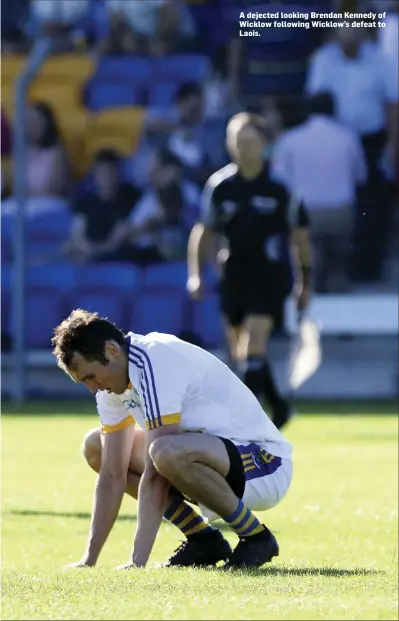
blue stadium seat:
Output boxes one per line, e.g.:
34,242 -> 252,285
1,235 -> 12,264
26,264 -> 76,292
153,55 -> 210,83
144,262 -> 187,291
70,291 -> 127,328
131,291 -> 186,336
191,294 -> 223,349
148,82 -> 180,109
76,263 -> 143,294
86,79 -> 144,111
27,211 -> 72,242
96,56 -> 152,83
16,290 -> 66,349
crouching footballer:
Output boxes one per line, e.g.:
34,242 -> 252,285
52,309 -> 293,569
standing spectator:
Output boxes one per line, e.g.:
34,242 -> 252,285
272,92 -> 367,293
103,0 -> 197,56
63,150 -> 141,264
306,25 -> 398,281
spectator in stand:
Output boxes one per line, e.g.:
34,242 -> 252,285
2,102 -> 70,216
1,0 -> 30,54
63,150 -> 141,264
121,149 -> 200,265
130,83 -> 228,189
226,2 -> 322,107
102,0 -> 197,56
29,0 -> 91,50
272,92 -> 367,293
306,23 -> 398,282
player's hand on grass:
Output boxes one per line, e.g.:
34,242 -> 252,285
187,275 -> 203,301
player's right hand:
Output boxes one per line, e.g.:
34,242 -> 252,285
187,275 -> 203,301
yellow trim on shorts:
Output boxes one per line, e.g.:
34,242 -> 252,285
145,412 -> 181,430
102,415 -> 135,434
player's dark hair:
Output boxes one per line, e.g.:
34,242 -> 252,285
308,92 -> 335,117
52,309 -> 126,372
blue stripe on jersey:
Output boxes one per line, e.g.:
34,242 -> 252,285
130,343 -> 162,427
128,351 -> 156,430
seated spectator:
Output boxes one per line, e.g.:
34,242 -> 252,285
1,0 -> 30,54
102,0 -> 197,56
272,92 -> 367,293
25,102 -> 70,199
63,150 -> 141,264
29,0 -> 90,51
203,46 -> 232,120
130,83 -> 228,188
2,102 -> 70,216
121,149 -> 200,264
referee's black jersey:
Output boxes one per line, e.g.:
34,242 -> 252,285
201,162 -> 309,275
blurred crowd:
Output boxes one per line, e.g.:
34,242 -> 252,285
1,0 -> 398,296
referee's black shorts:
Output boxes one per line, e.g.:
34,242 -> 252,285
219,264 -> 293,328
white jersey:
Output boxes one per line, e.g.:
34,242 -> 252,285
96,332 -> 292,460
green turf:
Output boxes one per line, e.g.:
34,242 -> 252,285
2,405 -> 398,620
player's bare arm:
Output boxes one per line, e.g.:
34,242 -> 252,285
69,424 -> 135,568
128,424 -> 182,568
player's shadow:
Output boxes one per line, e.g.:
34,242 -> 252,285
9,509 -> 137,522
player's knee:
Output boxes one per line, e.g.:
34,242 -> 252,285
149,435 -> 182,475
81,428 -> 102,472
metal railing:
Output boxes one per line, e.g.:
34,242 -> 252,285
12,37 -> 53,404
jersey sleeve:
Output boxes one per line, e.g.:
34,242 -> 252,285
200,177 -> 220,231
96,390 -> 136,434
131,342 -> 190,431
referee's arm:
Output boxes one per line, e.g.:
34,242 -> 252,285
289,197 -> 313,311
187,179 -> 219,299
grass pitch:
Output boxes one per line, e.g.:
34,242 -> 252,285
1,402 -> 398,620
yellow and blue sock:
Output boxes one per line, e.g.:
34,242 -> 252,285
223,499 -> 265,537
164,494 -> 215,539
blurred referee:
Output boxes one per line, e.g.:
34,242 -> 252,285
187,113 -> 313,429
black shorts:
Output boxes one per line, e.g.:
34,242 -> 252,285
219,269 -> 292,328
169,437 -> 245,503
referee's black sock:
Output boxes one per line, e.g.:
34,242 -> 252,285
241,356 -> 265,401
263,360 -> 286,411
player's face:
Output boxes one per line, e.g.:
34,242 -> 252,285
68,346 -> 128,395
228,125 -> 265,165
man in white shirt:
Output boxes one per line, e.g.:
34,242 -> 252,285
272,92 -> 367,292
52,309 -> 293,570
306,25 -> 398,281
